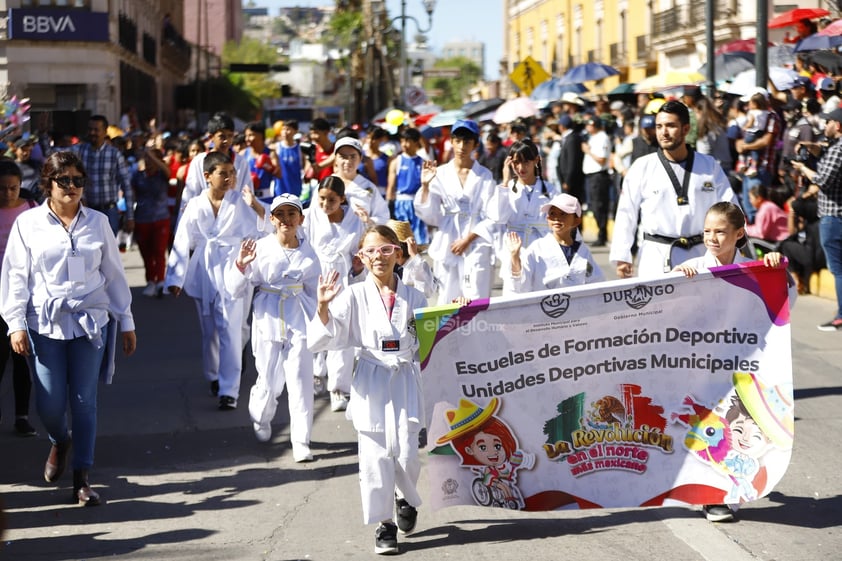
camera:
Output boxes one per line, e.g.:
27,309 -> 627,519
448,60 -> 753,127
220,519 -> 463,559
299,141 -> 317,165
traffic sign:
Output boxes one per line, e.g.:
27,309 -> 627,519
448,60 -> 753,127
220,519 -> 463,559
509,56 -> 550,96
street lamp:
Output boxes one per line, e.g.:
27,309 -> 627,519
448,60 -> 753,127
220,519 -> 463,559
390,0 -> 436,107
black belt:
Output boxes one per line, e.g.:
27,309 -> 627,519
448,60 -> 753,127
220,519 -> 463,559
643,233 -> 704,272
87,202 -> 117,212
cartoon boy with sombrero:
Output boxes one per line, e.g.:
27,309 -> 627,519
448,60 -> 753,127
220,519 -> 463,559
436,398 -> 534,509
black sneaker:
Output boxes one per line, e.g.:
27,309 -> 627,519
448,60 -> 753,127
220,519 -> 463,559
703,504 -> 735,522
210,380 -> 220,396
395,498 -> 417,534
218,395 -> 237,410
14,417 -> 37,437
817,318 -> 842,332
374,522 -> 398,555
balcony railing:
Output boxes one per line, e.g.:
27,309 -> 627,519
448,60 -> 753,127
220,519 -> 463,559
587,49 -> 602,63
610,42 -> 626,66
652,6 -> 686,38
689,0 -> 732,25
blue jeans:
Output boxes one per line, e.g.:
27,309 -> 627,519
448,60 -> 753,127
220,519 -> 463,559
28,329 -> 106,470
741,169 -> 771,224
819,215 -> 842,319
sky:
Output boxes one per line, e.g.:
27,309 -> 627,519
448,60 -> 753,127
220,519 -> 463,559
253,0 -> 504,79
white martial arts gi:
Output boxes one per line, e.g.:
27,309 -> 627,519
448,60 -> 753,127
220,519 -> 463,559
346,174 -> 391,225
179,151 -> 251,211
165,189 -> 267,399
413,160 -> 498,304
490,180 -> 551,276
307,274 -> 427,524
504,233 -> 605,294
224,235 -> 321,448
609,150 -> 737,278
302,203 -> 366,393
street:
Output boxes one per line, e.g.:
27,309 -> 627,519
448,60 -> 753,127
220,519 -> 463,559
0,243 -> 840,561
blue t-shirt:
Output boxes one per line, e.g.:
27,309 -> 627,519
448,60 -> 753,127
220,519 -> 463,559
396,154 -> 423,196
131,168 -> 170,223
277,142 -> 303,197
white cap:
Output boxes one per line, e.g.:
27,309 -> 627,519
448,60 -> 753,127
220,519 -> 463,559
540,193 -> 582,217
270,193 -> 303,213
334,137 -> 363,155
560,92 -> 585,106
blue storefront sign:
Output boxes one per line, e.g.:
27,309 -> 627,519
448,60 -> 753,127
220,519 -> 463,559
8,9 -> 109,42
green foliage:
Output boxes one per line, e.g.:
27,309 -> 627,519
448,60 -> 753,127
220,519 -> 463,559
426,56 -> 483,109
221,37 -> 281,105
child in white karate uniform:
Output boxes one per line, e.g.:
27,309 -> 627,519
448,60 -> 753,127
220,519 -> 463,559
165,152 -> 267,410
505,193 -> 604,294
334,137 -> 390,226
303,175 -> 366,412
225,194 -> 321,461
309,225 -> 427,555
672,201 -> 793,523
387,219 -> 438,299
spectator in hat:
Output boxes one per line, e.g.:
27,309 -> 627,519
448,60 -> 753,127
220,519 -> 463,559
631,114 -> 660,164
819,78 -> 840,113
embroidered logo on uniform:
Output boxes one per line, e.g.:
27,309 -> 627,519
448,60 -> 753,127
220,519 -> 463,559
442,478 -> 459,496
701,181 -> 714,192
382,340 -> 400,351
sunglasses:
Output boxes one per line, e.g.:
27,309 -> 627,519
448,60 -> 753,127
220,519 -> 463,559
358,244 -> 399,258
53,175 -> 86,189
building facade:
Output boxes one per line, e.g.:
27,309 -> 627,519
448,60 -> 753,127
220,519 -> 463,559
1,0 -> 191,136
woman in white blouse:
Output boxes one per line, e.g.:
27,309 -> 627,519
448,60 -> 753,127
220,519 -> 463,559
0,151 -> 137,507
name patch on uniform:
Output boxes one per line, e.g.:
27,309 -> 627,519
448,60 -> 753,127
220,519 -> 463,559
701,181 -> 714,192
381,340 -> 400,352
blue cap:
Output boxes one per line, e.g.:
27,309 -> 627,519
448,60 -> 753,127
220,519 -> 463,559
451,119 -> 479,136
640,114 -> 656,129
558,114 -> 574,128
793,76 -> 812,89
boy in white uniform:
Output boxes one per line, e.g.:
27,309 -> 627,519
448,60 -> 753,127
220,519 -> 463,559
414,119 -> 498,304
165,152 -> 267,409
333,137 -> 391,226
226,194 -> 321,461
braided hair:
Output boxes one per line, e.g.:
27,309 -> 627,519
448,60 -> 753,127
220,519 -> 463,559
507,139 -> 549,196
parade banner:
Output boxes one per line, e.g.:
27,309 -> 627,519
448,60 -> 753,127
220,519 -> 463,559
416,262 -> 793,511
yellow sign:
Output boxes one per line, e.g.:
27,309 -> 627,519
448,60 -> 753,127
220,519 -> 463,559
509,56 -> 551,96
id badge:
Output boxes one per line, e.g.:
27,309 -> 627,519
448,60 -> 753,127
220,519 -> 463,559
67,255 -> 86,282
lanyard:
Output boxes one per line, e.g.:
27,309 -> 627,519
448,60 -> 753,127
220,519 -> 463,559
657,147 -> 694,206
48,210 -> 79,255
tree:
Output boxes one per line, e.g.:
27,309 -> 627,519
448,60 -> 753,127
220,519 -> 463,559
425,56 -> 483,109
222,37 -> 281,107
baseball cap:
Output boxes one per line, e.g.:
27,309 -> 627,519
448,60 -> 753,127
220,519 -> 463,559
640,114 -> 656,129
740,87 -> 769,102
820,108 -> 842,123
9,134 -> 35,148
819,77 -> 836,92
451,119 -> 480,136
792,75 -> 812,89
782,98 -> 803,112
558,114 -> 574,128
540,193 -> 582,217
270,193 -> 303,214
334,137 -> 363,155
609,100 -> 625,111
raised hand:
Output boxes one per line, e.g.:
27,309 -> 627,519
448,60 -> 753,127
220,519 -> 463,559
506,231 -> 523,255
237,239 -> 257,269
420,160 -> 438,186
317,270 -> 343,305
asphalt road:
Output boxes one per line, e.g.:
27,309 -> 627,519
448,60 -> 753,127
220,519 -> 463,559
0,242 -> 840,561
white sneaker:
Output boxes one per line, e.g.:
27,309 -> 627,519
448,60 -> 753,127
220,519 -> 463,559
330,390 -> 348,412
292,443 -> 313,462
142,282 -> 157,297
253,422 -> 271,442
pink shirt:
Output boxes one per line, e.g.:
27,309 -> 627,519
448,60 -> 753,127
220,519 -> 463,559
745,200 -> 788,242
0,202 -> 34,262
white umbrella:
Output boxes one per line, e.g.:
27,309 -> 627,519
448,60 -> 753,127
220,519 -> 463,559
492,97 -> 539,124
725,67 -> 800,96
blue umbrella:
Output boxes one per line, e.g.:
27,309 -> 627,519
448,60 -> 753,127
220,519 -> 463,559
558,62 -> 620,84
794,33 -> 842,52
529,79 -> 588,108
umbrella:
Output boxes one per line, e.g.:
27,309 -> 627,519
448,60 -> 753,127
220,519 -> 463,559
492,97 -> 539,124
427,109 -> 466,128
725,67 -> 800,96
371,106 -> 418,123
715,38 -> 774,55
699,52 -> 755,81
818,18 -> 842,36
461,98 -> 505,119
529,79 -> 589,107
768,8 -> 830,29
768,44 -> 795,67
634,70 -> 704,93
558,62 -> 620,84
413,113 -> 437,127
809,50 -> 842,74
793,33 -> 842,52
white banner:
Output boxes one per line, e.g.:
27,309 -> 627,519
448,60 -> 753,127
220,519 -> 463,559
416,262 -> 793,511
